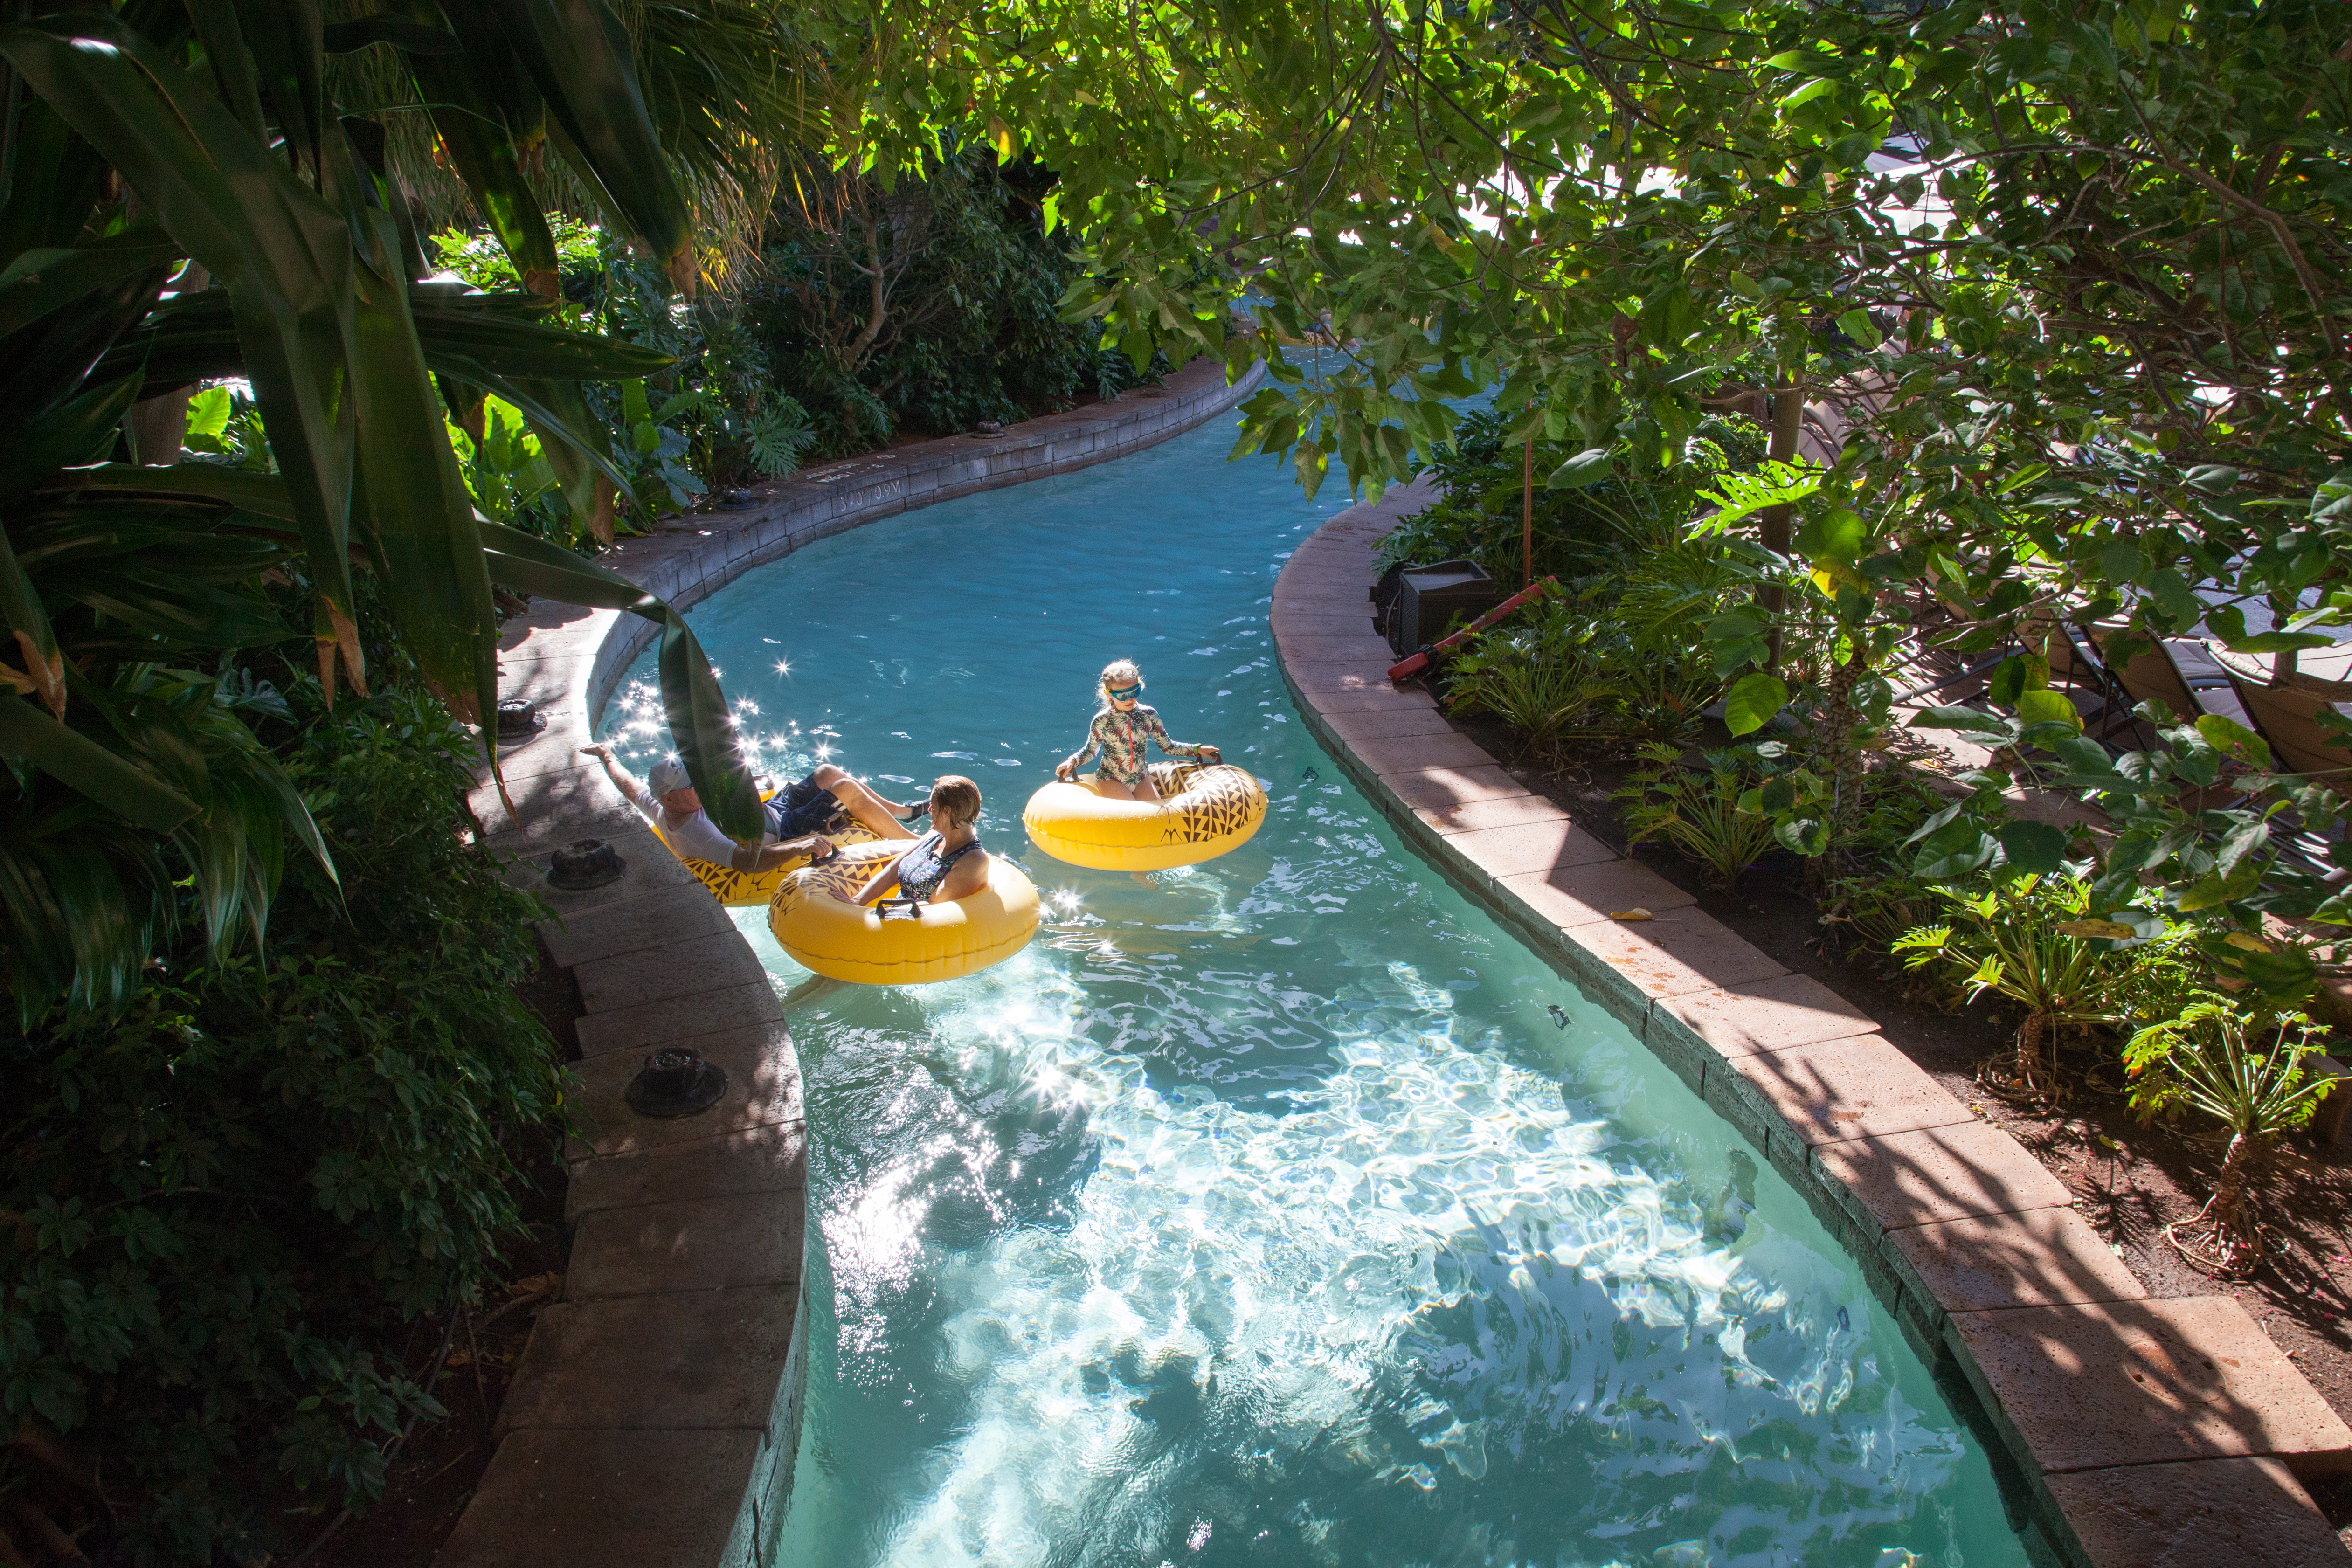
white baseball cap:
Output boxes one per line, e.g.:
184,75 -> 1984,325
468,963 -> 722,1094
646,756 -> 692,796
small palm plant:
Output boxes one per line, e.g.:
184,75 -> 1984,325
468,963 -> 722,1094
2123,999 -> 2331,1275
1442,599 -> 1616,767
1616,742 -> 1779,887
1893,873 -> 2137,1102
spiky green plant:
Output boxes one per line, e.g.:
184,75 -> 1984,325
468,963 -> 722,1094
1893,872 -> 2142,1102
0,1 -> 764,1023
2123,999 -> 2332,1275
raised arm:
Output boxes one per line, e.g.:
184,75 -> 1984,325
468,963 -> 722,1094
852,845 -> 915,905
581,742 -> 657,813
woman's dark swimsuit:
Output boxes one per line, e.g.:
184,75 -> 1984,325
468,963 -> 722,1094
894,831 -> 982,900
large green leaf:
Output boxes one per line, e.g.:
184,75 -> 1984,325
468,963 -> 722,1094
477,521 -> 762,837
0,527 -> 63,717
0,695 -> 199,832
0,221 -> 182,339
1722,671 -> 1788,736
100,283 -> 670,398
60,463 -> 300,521
405,33 -> 563,295
478,0 -> 697,292
236,0 -> 328,182
339,140 -> 499,731
182,0 -> 270,141
410,286 -> 675,378
0,15 -> 366,690
0,374 -> 143,504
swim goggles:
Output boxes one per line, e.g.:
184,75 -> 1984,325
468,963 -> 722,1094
1107,683 -> 1143,701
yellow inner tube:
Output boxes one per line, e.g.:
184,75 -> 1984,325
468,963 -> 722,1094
1022,761 -> 1267,871
651,800 -> 880,908
768,838 -> 1040,985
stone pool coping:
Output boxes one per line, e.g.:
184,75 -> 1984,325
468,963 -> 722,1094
432,354 -> 1266,1567
1273,480 -> 2352,1568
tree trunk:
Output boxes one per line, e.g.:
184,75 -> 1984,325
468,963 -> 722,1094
2015,1008 -> 2048,1097
2200,1129 -> 2269,1260
1521,438 -> 1533,588
1806,641 -> 1868,896
843,216 -> 888,375
125,264 -> 210,465
1758,381 -> 1804,671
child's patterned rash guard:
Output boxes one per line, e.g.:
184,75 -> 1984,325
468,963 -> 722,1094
1061,704 -> 1210,785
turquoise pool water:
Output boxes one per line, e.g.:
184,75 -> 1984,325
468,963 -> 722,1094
597,407 -> 2032,1568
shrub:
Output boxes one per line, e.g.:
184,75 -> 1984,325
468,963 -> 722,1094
1616,743 -> 1781,887
1893,871 -> 2150,1102
0,686 -> 561,1562
1441,596 -> 1617,767
2123,1000 -> 2332,1275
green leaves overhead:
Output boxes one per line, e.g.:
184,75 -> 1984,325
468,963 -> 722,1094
483,0 -> 699,294
477,523 -> 761,836
0,14 -> 367,690
0,0 -> 734,1026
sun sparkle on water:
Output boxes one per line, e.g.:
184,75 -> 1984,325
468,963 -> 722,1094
600,380 -> 2029,1568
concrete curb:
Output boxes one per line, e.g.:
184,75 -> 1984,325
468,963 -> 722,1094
1271,482 -> 2352,1568
433,355 -> 1267,1568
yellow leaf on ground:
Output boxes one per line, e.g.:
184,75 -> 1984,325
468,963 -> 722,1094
1610,908 -> 1653,921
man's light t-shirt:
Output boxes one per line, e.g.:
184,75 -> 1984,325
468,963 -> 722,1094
632,797 -> 743,864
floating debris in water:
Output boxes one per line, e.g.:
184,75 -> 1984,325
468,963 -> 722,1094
1301,766 -> 1319,784
1837,1306 -> 1851,1333
1546,1003 -> 1569,1029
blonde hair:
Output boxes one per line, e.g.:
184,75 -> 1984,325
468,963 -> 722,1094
1096,659 -> 1143,711
929,774 -> 982,829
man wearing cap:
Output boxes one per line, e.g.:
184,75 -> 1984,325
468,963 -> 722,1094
579,746 -> 920,873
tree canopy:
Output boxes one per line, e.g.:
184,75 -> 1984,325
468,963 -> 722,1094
843,0 -> 2352,993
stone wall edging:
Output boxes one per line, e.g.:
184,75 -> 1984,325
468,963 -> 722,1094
1270,485 -> 2352,1568
432,355 -> 1266,1568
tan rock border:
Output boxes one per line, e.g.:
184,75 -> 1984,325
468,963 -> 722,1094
432,355 -> 1266,1568
1272,481 -> 2352,1568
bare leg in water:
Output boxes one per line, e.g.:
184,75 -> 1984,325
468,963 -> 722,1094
810,764 -> 920,839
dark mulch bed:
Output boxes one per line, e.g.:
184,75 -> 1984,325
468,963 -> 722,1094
1443,705 -> 2352,1540
298,940 -> 581,1568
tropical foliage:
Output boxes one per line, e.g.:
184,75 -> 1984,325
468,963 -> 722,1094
2123,999 -> 2333,1272
0,0 -> 767,1033
4,678 -> 560,1561
855,0 -> 2352,1004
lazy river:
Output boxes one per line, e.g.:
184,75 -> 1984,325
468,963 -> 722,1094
596,397 -> 2034,1568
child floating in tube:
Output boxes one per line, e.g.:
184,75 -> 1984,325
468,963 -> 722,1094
1054,659 -> 1220,803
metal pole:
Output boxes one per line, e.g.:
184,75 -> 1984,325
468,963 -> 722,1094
1521,438 -> 1534,589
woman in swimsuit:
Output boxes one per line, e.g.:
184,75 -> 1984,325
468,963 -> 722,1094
1053,659 -> 1220,803
848,775 -> 992,906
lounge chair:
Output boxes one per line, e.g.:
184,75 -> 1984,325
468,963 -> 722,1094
2211,647 -> 2352,778
2026,611 -> 2136,740
2088,624 -> 2234,726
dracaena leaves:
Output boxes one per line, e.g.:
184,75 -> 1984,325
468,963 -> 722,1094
0,0 -> 738,1022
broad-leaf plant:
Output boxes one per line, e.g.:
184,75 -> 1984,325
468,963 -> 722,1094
0,0 -> 766,1024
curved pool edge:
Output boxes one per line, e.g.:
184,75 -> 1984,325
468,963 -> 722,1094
1271,484 -> 2352,1568
433,355 -> 1267,1568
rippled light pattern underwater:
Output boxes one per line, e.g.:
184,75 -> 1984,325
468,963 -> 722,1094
599,404 -> 2032,1568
